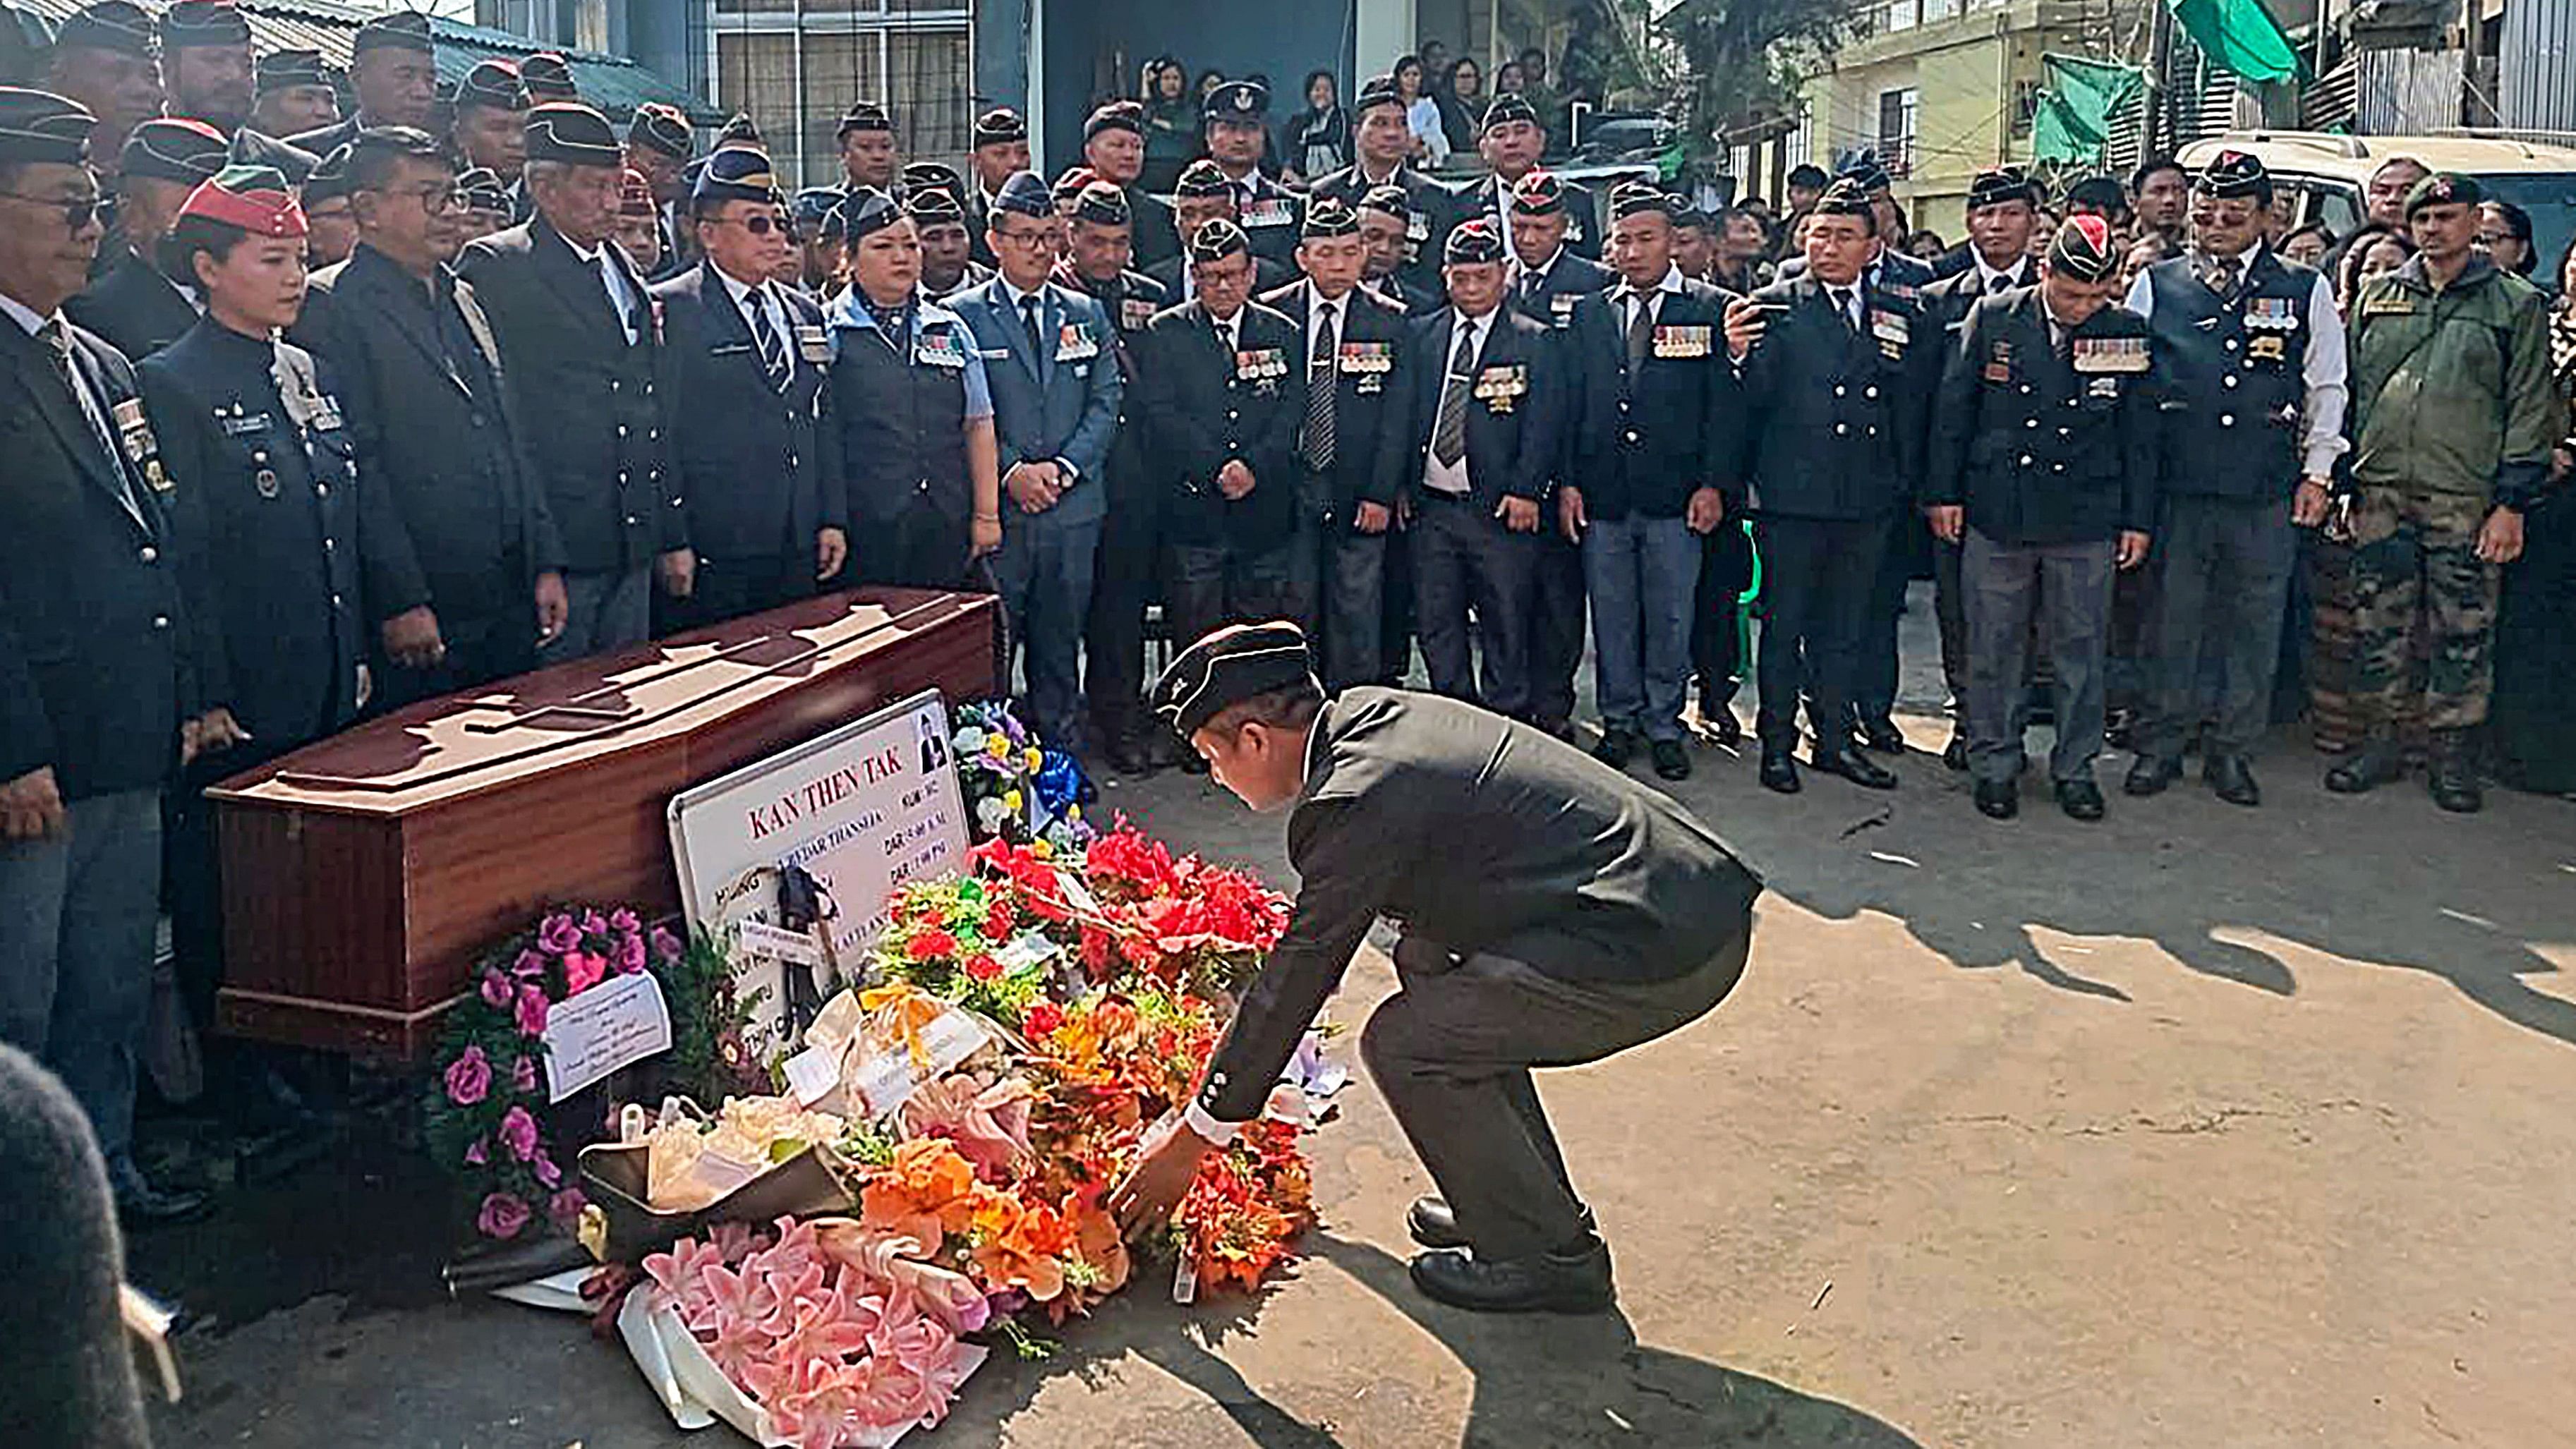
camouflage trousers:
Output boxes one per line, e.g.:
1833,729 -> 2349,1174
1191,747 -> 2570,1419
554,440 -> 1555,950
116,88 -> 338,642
2346,485 -> 2502,732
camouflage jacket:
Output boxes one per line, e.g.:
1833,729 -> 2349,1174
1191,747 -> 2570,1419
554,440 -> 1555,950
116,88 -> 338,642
2347,254 -> 2556,509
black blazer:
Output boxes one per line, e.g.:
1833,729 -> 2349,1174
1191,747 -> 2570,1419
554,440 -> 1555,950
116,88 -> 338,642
295,244 -> 561,630
458,212 -> 682,574
1566,279 -> 1741,519
1925,289 -> 2159,545
1407,303 -> 1567,509
1914,255 -> 2038,338
1125,185 -> 1182,269
1736,274 -> 1941,519
1134,298 -> 1306,548
1145,251 -> 1294,302
648,263 -> 840,563
66,245 -> 197,362
1259,279 -> 1417,518
1508,248 -> 1616,334
1775,247 -> 1939,298
0,317 -> 192,799
1459,173 -> 1603,260
1311,164 -> 1458,295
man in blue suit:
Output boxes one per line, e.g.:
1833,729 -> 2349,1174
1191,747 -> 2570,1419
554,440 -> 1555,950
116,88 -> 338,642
949,171 -> 1123,753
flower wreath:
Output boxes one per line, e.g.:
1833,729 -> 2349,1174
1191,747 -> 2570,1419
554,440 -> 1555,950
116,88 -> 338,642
424,904 -> 684,1240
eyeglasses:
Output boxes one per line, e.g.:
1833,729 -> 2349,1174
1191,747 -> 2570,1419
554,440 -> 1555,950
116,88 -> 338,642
370,182 -> 466,215
991,226 -> 1058,249
0,189 -> 103,231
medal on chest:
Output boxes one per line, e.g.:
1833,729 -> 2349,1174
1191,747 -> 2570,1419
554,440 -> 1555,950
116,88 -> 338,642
1651,323 -> 1712,359
1338,339 -> 1393,393
1473,363 -> 1527,413
913,326 -> 967,368
2071,336 -> 2148,374
1983,339 -> 2014,384
1235,346 -> 1287,394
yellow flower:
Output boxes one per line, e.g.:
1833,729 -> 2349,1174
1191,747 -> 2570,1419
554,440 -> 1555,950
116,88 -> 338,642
1003,789 -> 1023,813
1032,839 -> 1054,860
1024,746 -> 1045,771
985,734 -> 1012,760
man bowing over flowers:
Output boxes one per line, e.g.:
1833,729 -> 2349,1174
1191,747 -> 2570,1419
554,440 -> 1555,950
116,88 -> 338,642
1109,622 -> 1762,1313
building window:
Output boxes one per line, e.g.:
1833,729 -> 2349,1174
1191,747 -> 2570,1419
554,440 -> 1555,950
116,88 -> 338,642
1922,0 -> 1958,20
1877,86 -> 1918,176
713,13 -> 975,188
1882,0 -> 1917,32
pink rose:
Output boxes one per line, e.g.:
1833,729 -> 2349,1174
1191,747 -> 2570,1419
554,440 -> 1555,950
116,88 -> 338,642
548,1188 -> 586,1228
443,1045 -> 491,1107
650,925 -> 683,964
478,971 -> 514,1010
608,907 -> 640,934
613,933 -> 647,975
562,950 -> 607,995
512,947 -> 548,980
498,1104 -> 540,1162
463,1136 -> 488,1166
533,1153 -> 561,1189
538,915 -> 581,954
476,1191 -> 531,1239
514,983 -> 550,1036
512,1055 -> 538,1094
579,909 -> 607,938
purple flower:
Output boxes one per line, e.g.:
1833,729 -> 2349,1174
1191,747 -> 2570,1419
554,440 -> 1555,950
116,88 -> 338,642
443,1045 -> 491,1107
513,948 -> 548,980
608,907 -> 640,935
538,915 -> 581,954
512,1055 -> 538,1094
463,1136 -> 488,1167
478,971 -> 514,1010
613,933 -> 647,975
547,1188 -> 586,1228
498,1104 -> 540,1162
532,1153 -> 561,1189
579,909 -> 607,938
476,1191 -> 531,1239
650,926 -> 683,964
514,983 -> 550,1036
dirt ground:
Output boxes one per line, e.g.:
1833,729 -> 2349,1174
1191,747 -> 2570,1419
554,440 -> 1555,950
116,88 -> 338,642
136,596 -> 2576,1448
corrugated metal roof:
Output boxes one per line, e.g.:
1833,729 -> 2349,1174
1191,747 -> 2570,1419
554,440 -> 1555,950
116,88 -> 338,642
23,0 -> 713,121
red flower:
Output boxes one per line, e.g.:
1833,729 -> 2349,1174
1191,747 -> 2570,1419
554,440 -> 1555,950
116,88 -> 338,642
907,928 -> 958,962
984,897 -> 1015,940
964,952 -> 1002,982
1022,1000 -> 1064,1038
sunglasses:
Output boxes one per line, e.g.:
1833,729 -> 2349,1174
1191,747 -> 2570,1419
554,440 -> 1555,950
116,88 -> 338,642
0,189 -> 103,231
713,213 -> 790,236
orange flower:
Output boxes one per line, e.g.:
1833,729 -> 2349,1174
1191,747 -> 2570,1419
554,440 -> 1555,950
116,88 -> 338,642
969,1192 -> 1077,1302
1047,1196 -> 1133,1322
858,1138 -> 983,1251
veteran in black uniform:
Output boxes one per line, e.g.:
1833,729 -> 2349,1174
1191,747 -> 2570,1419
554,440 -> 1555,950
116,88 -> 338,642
1201,80 -> 1303,267
70,117 -> 229,360
459,101 -> 684,659
250,47 -> 337,144
1135,219 -> 1307,657
1728,178 -> 1939,794
447,57 -> 528,188
1357,182 -> 1444,317
1111,622 -> 1762,1315
961,106 -> 1027,269
294,126 -> 565,703
1148,159 -> 1293,301
1462,95 -> 1601,262
822,188 -> 1003,588
651,146 -> 843,629
1561,184 -> 1738,781
0,88 -> 210,1224
285,10 -> 437,157
1080,101 -> 1180,269
1261,198 -> 1416,688
1924,215 -> 2158,821
1310,75 -> 1456,302
2120,150 -> 2346,808
159,1 -> 317,182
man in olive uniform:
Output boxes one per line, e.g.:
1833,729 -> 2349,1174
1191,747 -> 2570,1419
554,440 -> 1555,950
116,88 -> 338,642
1310,75 -> 1456,303
1135,219 -> 1307,652
2328,173 -> 2557,813
2121,150 -> 2346,808
159,1 -> 315,181
1202,80 -> 1302,267
459,102 -> 686,659
1462,95 -> 1600,262
1080,101 -> 1179,269
69,116 -> 226,360
1924,215 -> 2157,822
1111,622 -> 1761,1315
286,10 -> 436,157
250,49 -> 335,144
1727,178 -> 1937,794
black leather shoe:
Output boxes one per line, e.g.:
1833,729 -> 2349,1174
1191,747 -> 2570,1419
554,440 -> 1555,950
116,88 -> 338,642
1811,744 -> 1899,790
1942,732 -> 1969,772
1695,702 -> 1743,747
1758,746 -> 1802,794
1408,1237 -> 1616,1315
2204,753 -> 2261,807
1650,739 -> 1691,781
1592,727 -> 1639,770
1406,1194 -> 1596,1251
1973,780 -> 2018,819
2124,755 -> 2182,796
2055,777 -> 2107,821
2428,742 -> 2484,813
111,1159 -> 212,1230
1858,715 -> 1906,753
2326,739 -> 2404,795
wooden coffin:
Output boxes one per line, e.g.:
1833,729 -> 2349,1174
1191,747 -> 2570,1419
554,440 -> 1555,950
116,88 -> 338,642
207,588 -> 996,1059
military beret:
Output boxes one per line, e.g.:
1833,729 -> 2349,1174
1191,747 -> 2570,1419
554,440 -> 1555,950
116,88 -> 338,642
1966,166 -> 2032,212
1511,169 -> 1565,217
454,58 -> 526,114
179,162 -> 303,237
524,102 -> 620,166
2047,212 -> 2118,283
55,1 -> 152,57
1051,166 -> 1098,204
835,100 -> 892,138
692,143 -> 779,206
628,102 -> 692,161
1481,94 -> 1540,131
1150,621 -> 1320,736
1072,179 -> 1129,227
0,87 -> 92,166
1204,78 -> 1268,124
1084,100 -> 1144,141
1810,176 -> 1875,222
1608,181 -> 1674,222
789,184 -> 843,227
159,0 -> 249,50
2405,171 -> 2483,216
619,166 -> 655,217
1444,217 -> 1506,265
256,48 -> 329,96
716,111 -> 763,146
991,168 -> 1052,219
122,116 -> 229,185
1836,157 -> 1892,194
1300,196 -> 1358,238
454,165 -> 507,212
353,9 -> 434,57
970,107 -> 1026,147
1187,217 -> 1249,263
1357,182 -> 1410,222
1786,162 -> 1829,189
831,185 -> 902,242
903,183 -> 961,222
519,51 -> 577,101
2064,174 -> 2127,214
901,159 -> 962,199
1354,74 -> 1405,116
1173,158 -> 1233,200
301,141 -> 354,202
2193,149 -> 2267,200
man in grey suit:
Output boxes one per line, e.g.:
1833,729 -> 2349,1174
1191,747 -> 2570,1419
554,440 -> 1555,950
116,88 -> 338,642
948,171 -> 1123,753
1111,622 -> 1762,1314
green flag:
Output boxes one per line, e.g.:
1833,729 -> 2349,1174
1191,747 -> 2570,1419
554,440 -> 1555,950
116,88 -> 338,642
2029,54 -> 2143,165
2170,0 -> 2302,83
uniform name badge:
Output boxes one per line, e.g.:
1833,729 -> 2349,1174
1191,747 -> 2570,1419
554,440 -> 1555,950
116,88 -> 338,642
796,322 -> 830,364
2243,296 -> 2300,332
1054,321 -> 1099,363
1983,339 -> 2014,384
1651,323 -> 1712,359
2071,337 -> 2148,374
914,327 -> 967,369
1243,197 -> 1294,229
2362,293 -> 2416,317
110,397 -> 171,492
1473,363 -> 1526,414
1235,346 -> 1286,394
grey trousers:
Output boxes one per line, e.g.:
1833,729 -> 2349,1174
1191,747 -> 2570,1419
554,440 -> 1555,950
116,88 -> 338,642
1360,925 -> 1751,1261
1963,529 -> 2116,786
2136,494 -> 2297,759
538,564 -> 652,662
0,789 -> 162,1163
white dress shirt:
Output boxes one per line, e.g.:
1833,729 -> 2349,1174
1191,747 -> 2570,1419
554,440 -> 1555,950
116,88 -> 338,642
712,261 -> 790,360
1973,253 -> 2033,293
2124,248 -> 2350,477
569,236 -> 639,342
1422,306 -> 1497,496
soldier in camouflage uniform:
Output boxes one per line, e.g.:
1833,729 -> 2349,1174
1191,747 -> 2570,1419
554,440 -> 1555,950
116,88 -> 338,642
2328,173 -> 2557,813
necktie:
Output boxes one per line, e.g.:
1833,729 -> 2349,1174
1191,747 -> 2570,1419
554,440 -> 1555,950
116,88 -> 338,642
39,320 -> 128,491
746,284 -> 790,392
1986,270 -> 2011,293
1020,294 -> 1046,366
1432,320 -> 1476,467
1305,301 -> 1337,471
2206,257 -> 2240,301
1830,286 -> 1860,332
1624,291 -> 1654,377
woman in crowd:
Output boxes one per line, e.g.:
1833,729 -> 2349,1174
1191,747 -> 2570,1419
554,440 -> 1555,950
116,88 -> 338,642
2479,199 -> 2537,279
1437,56 -> 1484,159
2280,221 -> 2333,268
1494,60 -> 1526,96
1139,56 -> 1198,192
2489,236 -> 2576,794
2305,225 -> 2420,754
1281,69 -> 1350,183
1393,54 -> 1448,166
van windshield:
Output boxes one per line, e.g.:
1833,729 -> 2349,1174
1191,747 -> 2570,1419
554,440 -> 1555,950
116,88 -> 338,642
2477,172 -> 2576,286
